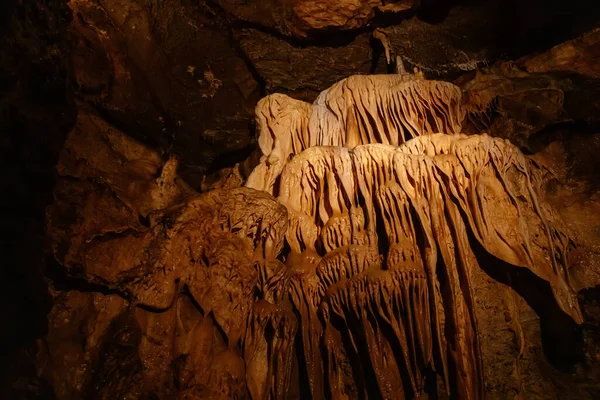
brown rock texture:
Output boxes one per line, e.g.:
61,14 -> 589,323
42,105 -> 293,398
459,62 -> 569,150
236,30 -> 376,97
66,0 -> 262,184
216,0 -> 417,38
520,28 -> 600,79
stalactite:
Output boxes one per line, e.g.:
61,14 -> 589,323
244,301 -> 298,400
247,74 -> 466,194
273,130 -> 581,398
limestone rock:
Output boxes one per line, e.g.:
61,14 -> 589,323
217,0 -> 417,38
520,28 -> 600,78
43,107 -> 291,398
247,73 -> 465,193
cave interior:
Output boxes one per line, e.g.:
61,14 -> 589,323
3,0 -> 600,399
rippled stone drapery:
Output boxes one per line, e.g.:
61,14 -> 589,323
247,73 -> 465,194
247,74 -> 582,399
273,134 -> 580,398
42,71 -> 582,399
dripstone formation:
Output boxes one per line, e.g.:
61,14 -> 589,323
41,69 -> 587,399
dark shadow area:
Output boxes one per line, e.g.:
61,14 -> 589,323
418,0 -> 600,56
323,312 -> 368,399
578,286 -> 600,346
527,121 -> 600,153
529,128 -> 600,194
418,0 -> 469,24
44,256 -> 123,297
205,143 -> 256,175
292,310 -> 313,400
0,0 -> 76,396
83,309 -> 144,400
471,238 -> 584,372
95,106 -> 170,156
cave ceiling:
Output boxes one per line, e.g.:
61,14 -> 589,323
66,0 -> 600,185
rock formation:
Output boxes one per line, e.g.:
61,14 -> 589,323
243,72 -> 582,398
247,73 -> 465,193
43,106 -> 294,398
38,66 -> 592,398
